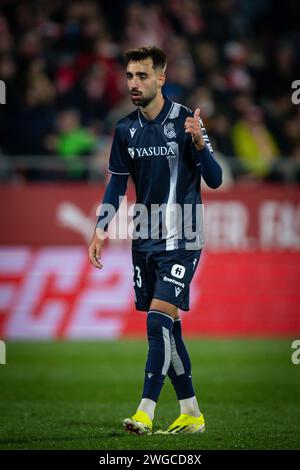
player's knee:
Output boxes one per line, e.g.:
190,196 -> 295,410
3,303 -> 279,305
150,299 -> 178,318
146,313 -> 173,337
147,316 -> 163,336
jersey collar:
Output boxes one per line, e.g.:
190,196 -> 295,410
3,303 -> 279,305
138,94 -> 174,127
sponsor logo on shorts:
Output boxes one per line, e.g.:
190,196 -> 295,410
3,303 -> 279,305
163,275 -> 185,288
171,264 -> 186,279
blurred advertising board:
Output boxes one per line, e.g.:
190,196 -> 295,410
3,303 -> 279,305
0,183 -> 299,338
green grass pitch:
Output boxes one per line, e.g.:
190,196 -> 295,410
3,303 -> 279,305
0,339 -> 299,450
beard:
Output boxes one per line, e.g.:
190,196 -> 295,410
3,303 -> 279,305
130,89 -> 157,108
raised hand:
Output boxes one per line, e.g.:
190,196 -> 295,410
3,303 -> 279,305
184,108 -> 205,150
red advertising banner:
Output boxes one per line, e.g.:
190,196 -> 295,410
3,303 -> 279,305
0,183 -> 299,338
1,183 -> 300,249
0,247 -> 299,339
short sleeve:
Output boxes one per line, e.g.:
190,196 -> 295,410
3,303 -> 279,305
108,126 -> 130,175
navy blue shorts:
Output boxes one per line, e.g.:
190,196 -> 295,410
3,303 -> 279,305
132,249 -> 201,312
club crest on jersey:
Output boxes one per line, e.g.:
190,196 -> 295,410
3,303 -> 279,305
164,122 -> 176,139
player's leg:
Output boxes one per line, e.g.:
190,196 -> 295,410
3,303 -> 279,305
124,299 -> 177,434
133,299 -> 178,427
124,252 -> 171,435
168,313 -> 201,417
156,317 -> 206,433
152,250 -> 205,434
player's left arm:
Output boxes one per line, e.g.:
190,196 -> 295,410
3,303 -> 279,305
184,108 -> 223,189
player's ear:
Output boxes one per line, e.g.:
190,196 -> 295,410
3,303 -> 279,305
159,72 -> 166,87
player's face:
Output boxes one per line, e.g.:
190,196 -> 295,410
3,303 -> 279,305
126,58 -> 165,108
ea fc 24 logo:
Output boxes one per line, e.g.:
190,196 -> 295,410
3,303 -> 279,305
0,340 -> 6,365
0,80 -> 6,104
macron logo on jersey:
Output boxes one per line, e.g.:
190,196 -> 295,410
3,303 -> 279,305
129,128 -> 137,138
127,144 -> 176,159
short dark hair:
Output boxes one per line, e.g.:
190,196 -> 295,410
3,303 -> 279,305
124,46 -> 167,71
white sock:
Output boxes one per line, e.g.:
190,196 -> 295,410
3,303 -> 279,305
137,398 -> 156,421
179,396 -> 201,417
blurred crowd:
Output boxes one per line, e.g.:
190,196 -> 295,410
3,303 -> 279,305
0,0 -> 300,183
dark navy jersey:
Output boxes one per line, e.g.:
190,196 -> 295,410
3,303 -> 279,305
108,95 -> 215,252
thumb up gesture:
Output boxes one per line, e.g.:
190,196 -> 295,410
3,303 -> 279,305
184,108 -> 205,150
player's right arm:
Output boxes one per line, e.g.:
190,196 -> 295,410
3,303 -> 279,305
89,123 -> 130,269
89,173 -> 128,268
